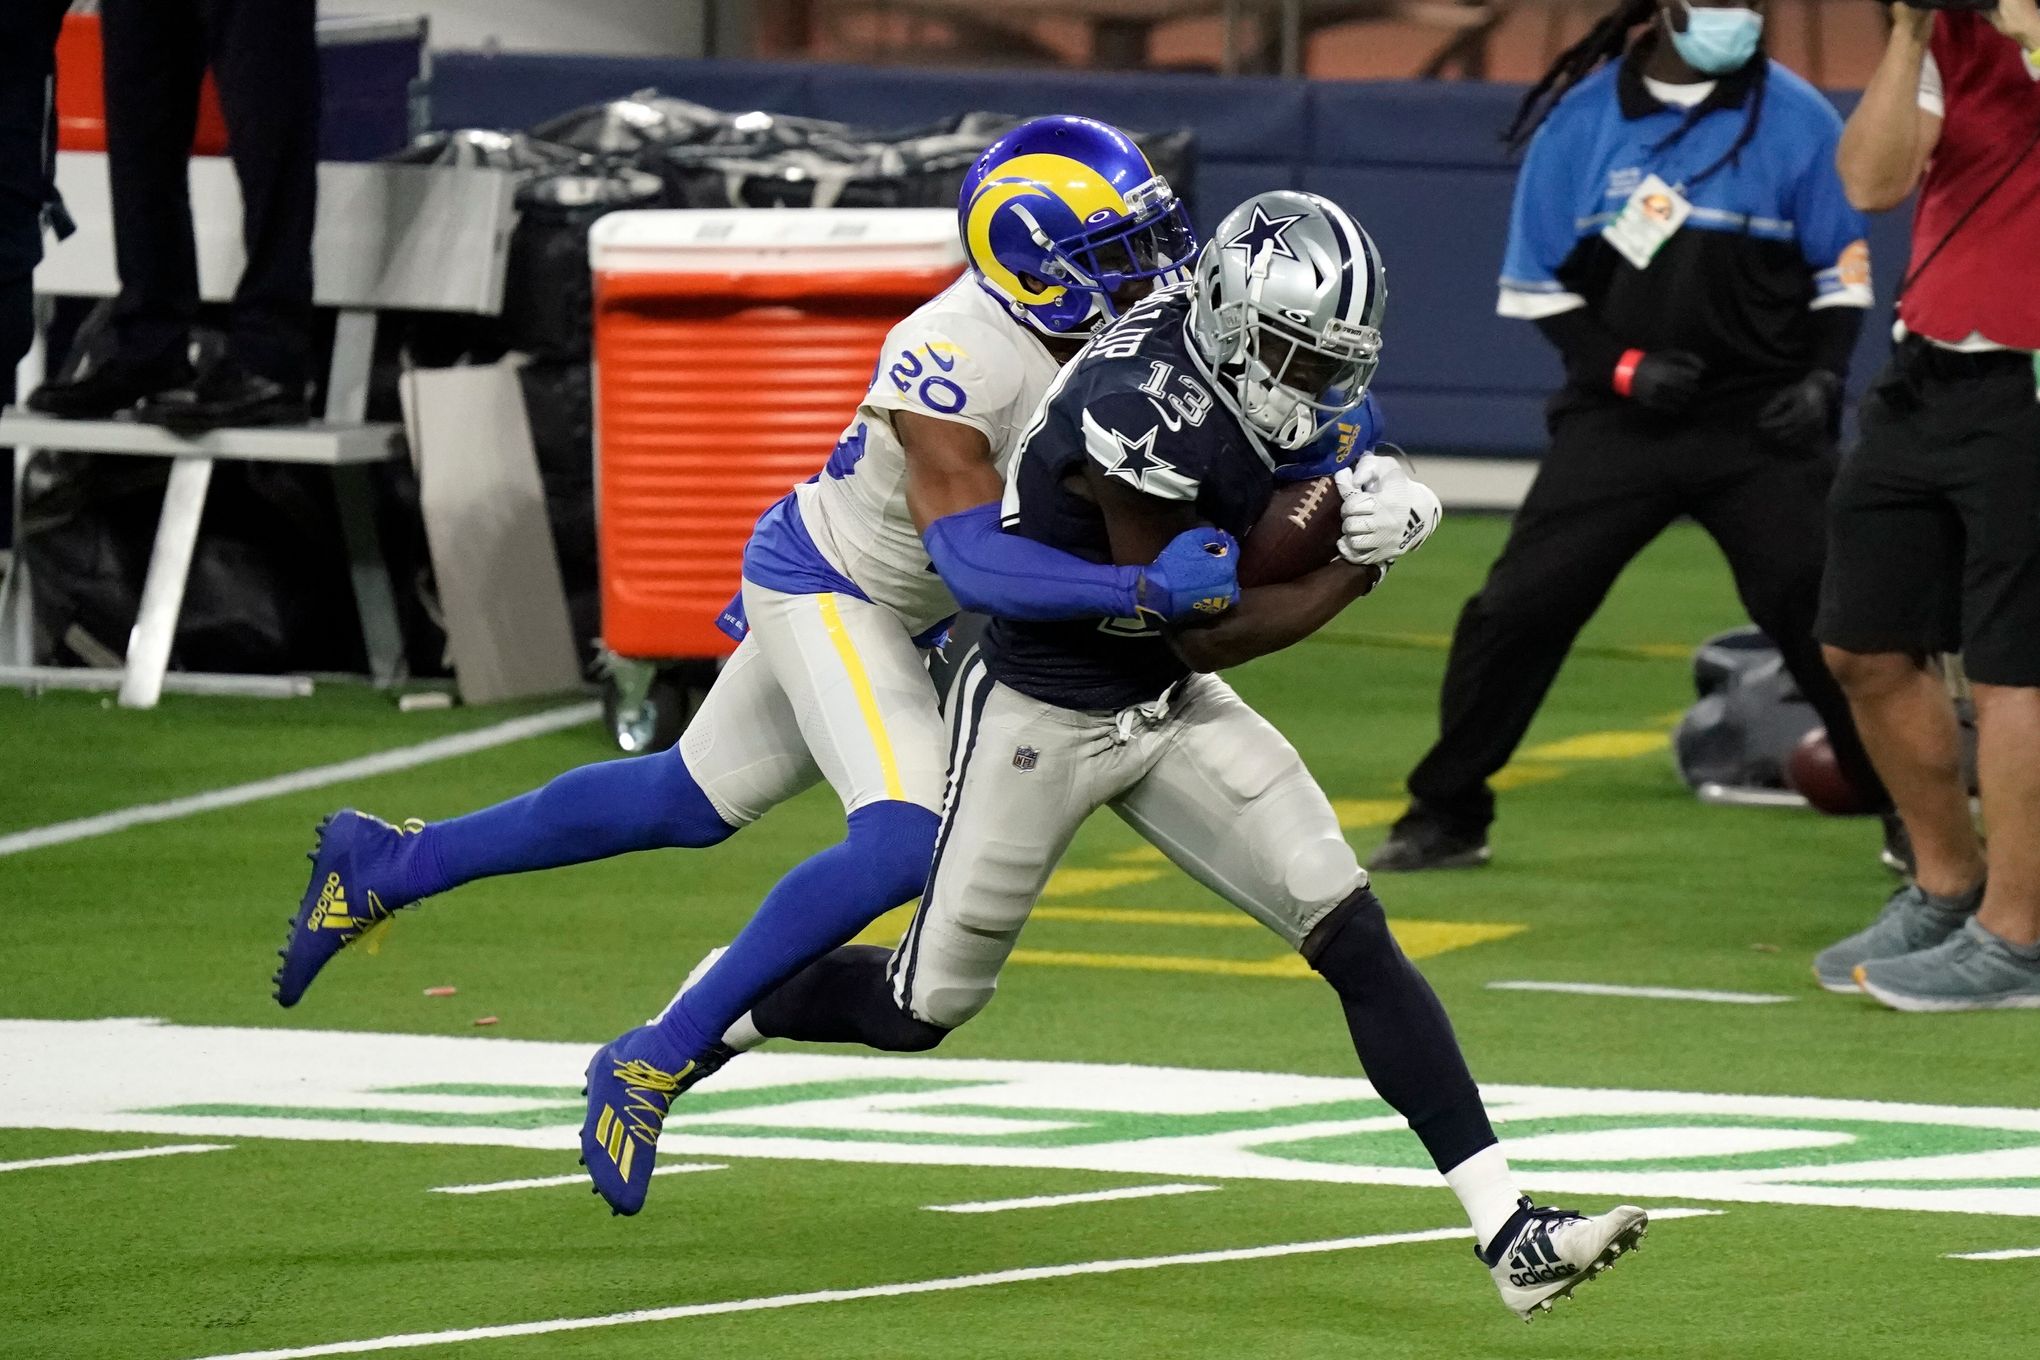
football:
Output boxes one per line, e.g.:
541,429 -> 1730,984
1238,475 -> 1343,587
1787,728 -> 1877,816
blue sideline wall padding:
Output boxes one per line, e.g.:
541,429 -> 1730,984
430,52 -> 1914,456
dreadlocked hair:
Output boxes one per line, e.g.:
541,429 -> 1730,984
1502,0 -> 1770,191
1502,0 -> 1655,152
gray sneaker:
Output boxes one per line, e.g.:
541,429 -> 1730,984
1812,883 -> 1979,994
1854,917 -> 2040,1012
1367,819 -> 1491,873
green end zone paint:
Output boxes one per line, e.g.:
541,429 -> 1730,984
7,1019 -> 2039,1218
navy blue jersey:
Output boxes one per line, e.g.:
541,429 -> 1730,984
1497,45 -> 1871,403
985,287 -> 1274,711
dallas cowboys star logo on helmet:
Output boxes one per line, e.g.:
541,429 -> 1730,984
1222,203 -> 1307,262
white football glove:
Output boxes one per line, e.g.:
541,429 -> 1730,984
1333,453 -> 1442,567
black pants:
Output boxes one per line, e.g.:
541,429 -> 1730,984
101,0 -> 318,385
1406,398 -> 1887,836
1,0 -> 73,546
1819,341 -> 2040,687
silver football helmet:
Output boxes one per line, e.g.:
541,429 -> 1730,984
1186,190 -> 1386,452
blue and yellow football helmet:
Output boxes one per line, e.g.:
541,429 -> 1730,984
959,115 -> 1197,337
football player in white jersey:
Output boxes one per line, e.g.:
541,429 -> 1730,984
601,190 -> 1650,1316
274,117 -> 1231,1185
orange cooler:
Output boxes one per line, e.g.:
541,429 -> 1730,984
56,15 -> 230,154
589,209 -> 967,661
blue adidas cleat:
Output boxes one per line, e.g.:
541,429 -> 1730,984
273,810 -> 420,1008
579,1024 -> 731,1216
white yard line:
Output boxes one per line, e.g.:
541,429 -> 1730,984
925,1183 -> 1219,1214
0,1143 -> 228,1174
179,1225 -> 1471,1360
1947,1247 -> 2040,1261
1486,980 -> 1796,1005
429,1163 -> 726,1196
183,1209 -> 1723,1360
0,702 -> 598,858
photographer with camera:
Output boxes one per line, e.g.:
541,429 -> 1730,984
1813,0 -> 2040,1011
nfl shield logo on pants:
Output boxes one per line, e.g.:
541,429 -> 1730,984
1012,745 -> 1039,772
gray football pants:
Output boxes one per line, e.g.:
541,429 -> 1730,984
887,651 -> 1369,1029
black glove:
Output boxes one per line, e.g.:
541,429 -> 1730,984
1756,370 -> 1843,449
1615,349 -> 1706,414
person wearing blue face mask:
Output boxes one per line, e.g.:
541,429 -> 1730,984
1369,0 -> 1895,875
1668,0 -> 1767,72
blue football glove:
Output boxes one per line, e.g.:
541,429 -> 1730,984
1273,389 -> 1384,484
1134,525 -> 1240,622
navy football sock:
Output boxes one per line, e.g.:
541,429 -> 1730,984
380,748 -> 737,904
651,800 -> 940,1063
1305,886 -> 1499,1175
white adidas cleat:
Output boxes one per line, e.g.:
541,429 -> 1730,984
1479,1197 -> 1649,1321
680,946 -> 728,995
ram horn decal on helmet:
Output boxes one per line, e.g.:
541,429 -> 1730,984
959,116 -> 1199,337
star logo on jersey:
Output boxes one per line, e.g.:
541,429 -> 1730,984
1222,204 -> 1307,263
1095,424 -> 1183,497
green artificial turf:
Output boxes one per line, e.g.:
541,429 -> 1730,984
3,516 -> 2035,1360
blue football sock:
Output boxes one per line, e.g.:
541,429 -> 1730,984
650,800 -> 939,1064
378,748 -> 737,904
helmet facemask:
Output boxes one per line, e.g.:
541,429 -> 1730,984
1007,175 -> 1197,334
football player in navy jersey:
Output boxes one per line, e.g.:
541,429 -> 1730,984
651,191 -> 1656,1320
266,117 -> 1237,1214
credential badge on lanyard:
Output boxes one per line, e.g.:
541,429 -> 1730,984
1601,173 -> 1693,271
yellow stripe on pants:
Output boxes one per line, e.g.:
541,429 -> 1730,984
817,593 -> 905,802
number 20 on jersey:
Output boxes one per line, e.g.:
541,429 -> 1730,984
890,343 -> 970,416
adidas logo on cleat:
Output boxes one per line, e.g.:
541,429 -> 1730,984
307,873 -> 356,932
593,1104 -> 637,1182
1509,1261 -> 1578,1288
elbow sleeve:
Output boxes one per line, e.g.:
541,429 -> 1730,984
923,504 -> 1140,622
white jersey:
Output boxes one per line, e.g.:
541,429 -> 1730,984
791,277 -> 1061,632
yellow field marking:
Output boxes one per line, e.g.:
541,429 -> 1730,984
1321,629 -> 1456,652
1108,845 -> 1171,866
1008,919 -> 1524,978
1036,906 -> 1255,929
1041,867 -> 1166,897
1517,729 -> 1670,762
1011,948 -> 1317,979
1331,798 -> 1405,831
852,903 -> 917,947
844,717 -> 1660,974
1489,762 -> 1566,791
860,898 -> 1523,972
1390,919 -> 1527,958
1016,917 -> 1527,981
1321,628 -> 1692,664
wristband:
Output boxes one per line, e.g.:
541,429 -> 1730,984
1612,349 -> 1646,398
